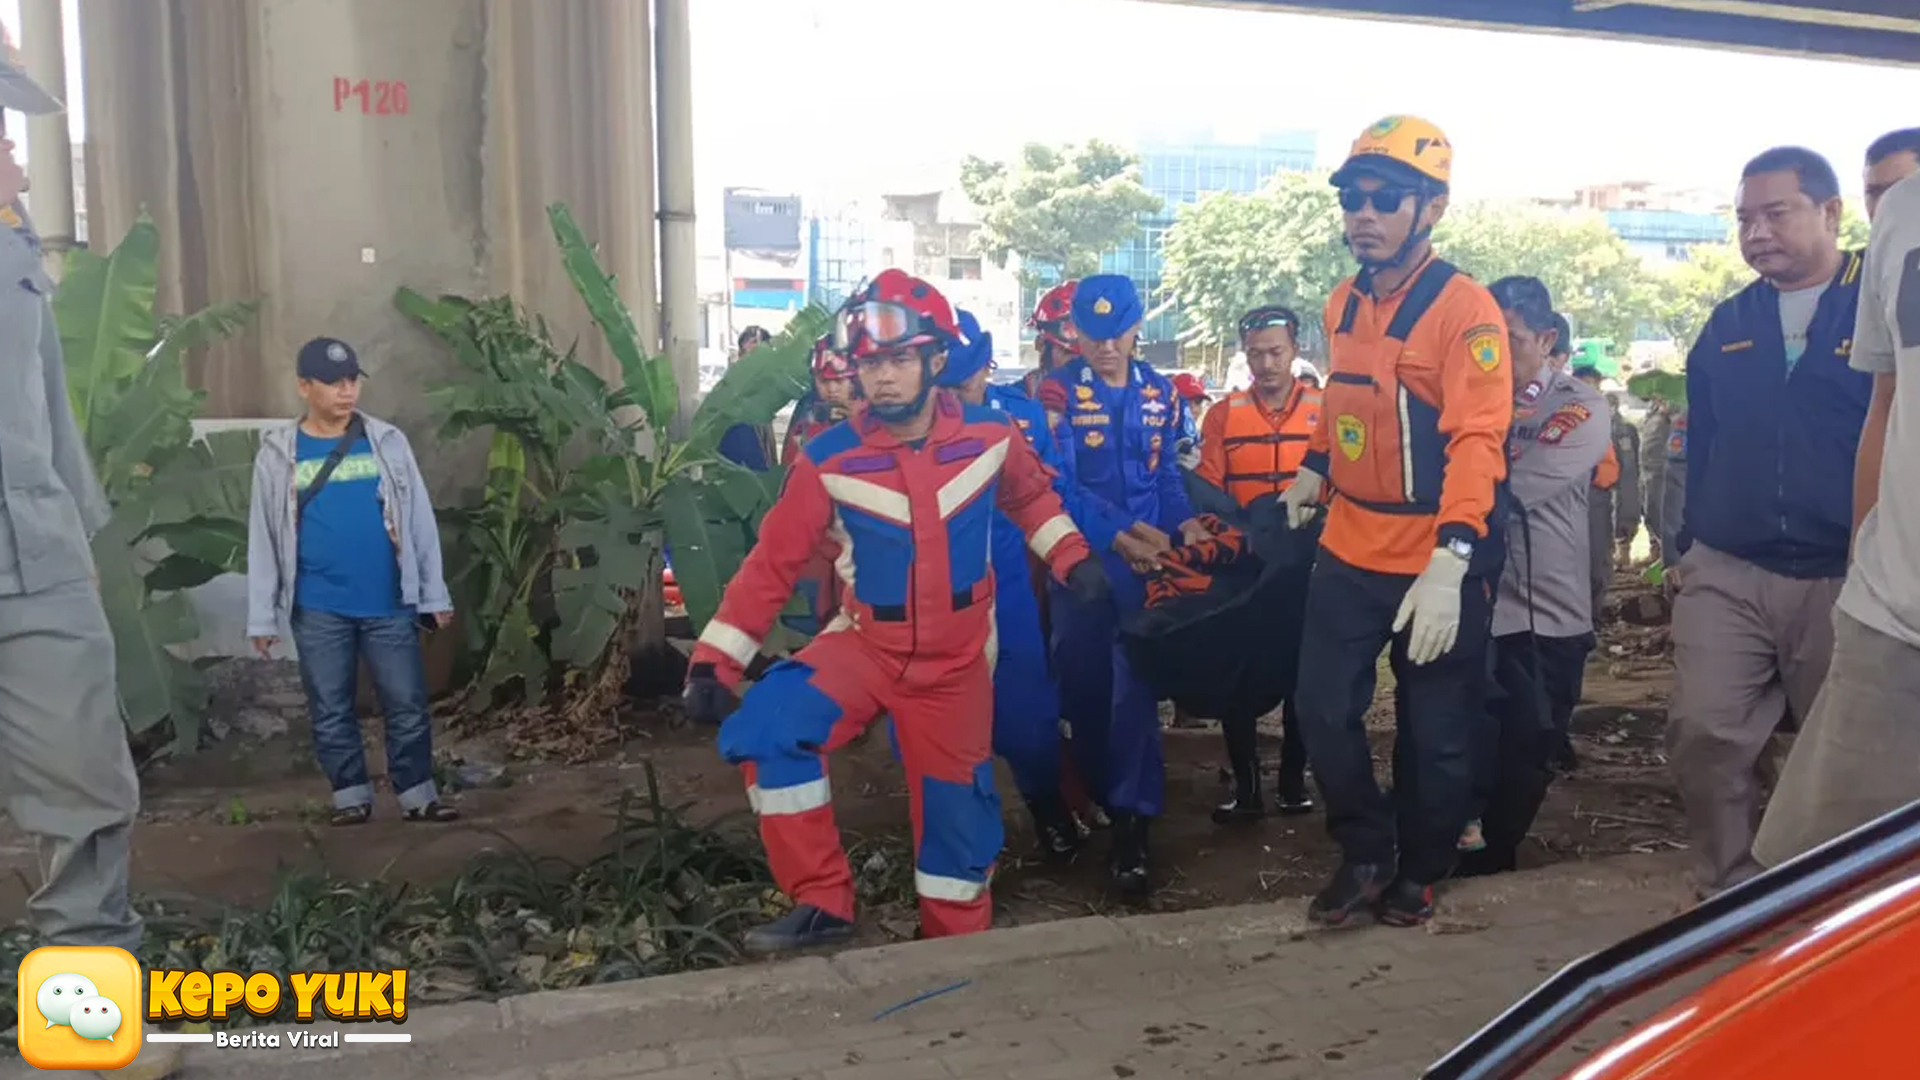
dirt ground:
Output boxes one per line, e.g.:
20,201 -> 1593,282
0,567 -> 1684,942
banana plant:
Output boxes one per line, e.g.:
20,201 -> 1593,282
53,216 -> 261,749
399,202 -> 824,710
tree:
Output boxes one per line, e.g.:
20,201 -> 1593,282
1646,243 -> 1753,349
1841,200 -> 1871,250
1432,203 -> 1658,347
960,140 -> 1163,284
1160,171 -> 1350,349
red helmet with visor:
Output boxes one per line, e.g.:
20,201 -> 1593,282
832,269 -> 960,359
811,336 -> 855,381
1029,280 -> 1080,354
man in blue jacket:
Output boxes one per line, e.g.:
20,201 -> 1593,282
1666,146 -> 1870,898
1038,275 -> 1209,894
935,310 -> 1082,861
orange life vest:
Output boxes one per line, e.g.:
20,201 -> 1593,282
1216,384 -> 1322,506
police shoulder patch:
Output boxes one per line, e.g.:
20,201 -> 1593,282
1536,402 -> 1592,445
1465,324 -> 1504,373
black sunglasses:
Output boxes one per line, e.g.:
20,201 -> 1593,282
1337,186 -> 1413,214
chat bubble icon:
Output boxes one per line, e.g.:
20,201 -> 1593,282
67,995 -> 122,1043
35,972 -> 99,1028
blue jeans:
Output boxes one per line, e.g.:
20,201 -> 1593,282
289,608 -> 439,811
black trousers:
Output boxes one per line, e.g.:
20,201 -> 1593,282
1292,552 -> 1495,885
1220,551 -> 1313,781
1469,631 -> 1595,868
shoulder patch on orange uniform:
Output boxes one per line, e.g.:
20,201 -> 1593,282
1465,323 -> 1504,373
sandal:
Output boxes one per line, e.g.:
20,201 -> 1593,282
330,805 -> 373,827
403,801 -> 460,823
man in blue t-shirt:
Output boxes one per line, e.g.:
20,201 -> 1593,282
246,337 -> 458,826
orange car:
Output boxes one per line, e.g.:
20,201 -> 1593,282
1426,801 -> 1920,1079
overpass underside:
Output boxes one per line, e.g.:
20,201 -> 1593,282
1157,0 -> 1920,66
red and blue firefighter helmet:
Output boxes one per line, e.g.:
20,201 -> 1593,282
811,336 -> 855,381
1029,280 -> 1080,358
832,269 -> 960,359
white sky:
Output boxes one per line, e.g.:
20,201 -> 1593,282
688,0 -> 1919,203
5,0 -> 1913,207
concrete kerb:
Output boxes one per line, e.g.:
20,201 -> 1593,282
161,851 -> 1691,1071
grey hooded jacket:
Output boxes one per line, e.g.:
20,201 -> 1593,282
245,413 -> 450,638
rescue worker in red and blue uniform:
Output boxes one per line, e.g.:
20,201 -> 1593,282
683,270 -> 1109,952
781,336 -> 860,466
1024,280 -> 1080,399
933,308 -> 1084,861
779,337 -> 861,636
1038,273 -> 1210,894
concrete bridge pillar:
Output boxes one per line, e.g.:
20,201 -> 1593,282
76,0 -> 660,476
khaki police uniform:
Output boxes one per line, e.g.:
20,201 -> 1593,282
0,58 -> 143,957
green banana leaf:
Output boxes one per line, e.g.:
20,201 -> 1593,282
55,216 -> 161,441
685,307 -> 828,458
93,513 -> 207,739
54,220 -> 259,752
154,301 -> 261,366
548,203 -> 680,438
659,469 -> 766,637
551,499 -> 661,674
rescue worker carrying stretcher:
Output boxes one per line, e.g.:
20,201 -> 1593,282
682,270 -> 1110,952
1193,305 -> 1321,822
1282,115 -> 1514,928
1459,278 -> 1609,878
932,308 -> 1084,861
1039,274 -> 1208,895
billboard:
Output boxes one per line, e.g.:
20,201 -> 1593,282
723,189 -> 802,252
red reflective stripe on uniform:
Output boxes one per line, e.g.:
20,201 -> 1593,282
698,619 -> 761,667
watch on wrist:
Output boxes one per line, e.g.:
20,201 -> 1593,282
1442,537 -> 1474,562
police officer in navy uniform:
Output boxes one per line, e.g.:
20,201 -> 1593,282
1038,274 -> 1210,894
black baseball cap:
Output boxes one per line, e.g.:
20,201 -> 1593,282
296,337 -> 365,383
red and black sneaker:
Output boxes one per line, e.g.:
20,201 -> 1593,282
1377,878 -> 1436,927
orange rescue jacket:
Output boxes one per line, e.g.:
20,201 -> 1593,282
1305,257 -> 1513,576
1197,383 -> 1323,506
1593,442 -> 1621,490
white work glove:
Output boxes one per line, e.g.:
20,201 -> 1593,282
1392,546 -> 1470,665
1280,467 -> 1325,530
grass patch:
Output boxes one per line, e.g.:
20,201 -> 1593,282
1,762 -> 778,1033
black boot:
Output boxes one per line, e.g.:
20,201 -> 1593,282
1108,813 -> 1152,895
1027,795 -> 1081,862
742,904 -> 856,954
1212,716 -> 1267,825
1307,862 -> 1389,927
1274,764 -> 1315,816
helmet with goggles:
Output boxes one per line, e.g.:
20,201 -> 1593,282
811,336 -> 855,381
832,269 -> 960,359
1028,280 -> 1080,356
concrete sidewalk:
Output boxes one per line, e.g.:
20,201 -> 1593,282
7,854 -> 1699,1080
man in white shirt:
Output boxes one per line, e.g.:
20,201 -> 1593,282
1754,131 -> 1920,868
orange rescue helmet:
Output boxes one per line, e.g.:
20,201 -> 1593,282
1330,115 -> 1452,191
